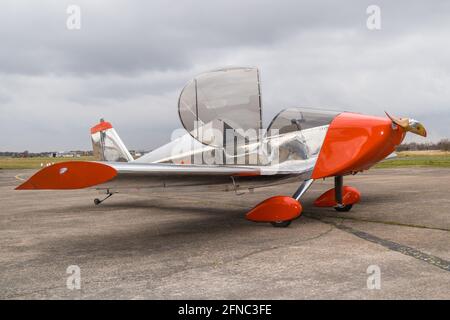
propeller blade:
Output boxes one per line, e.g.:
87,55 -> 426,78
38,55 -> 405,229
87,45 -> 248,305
385,111 -> 427,137
385,111 -> 409,128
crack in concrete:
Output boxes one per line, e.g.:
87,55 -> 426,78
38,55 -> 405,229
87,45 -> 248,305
309,216 -> 450,272
304,214 -> 450,232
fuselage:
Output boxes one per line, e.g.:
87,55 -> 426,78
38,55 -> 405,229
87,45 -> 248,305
96,112 -> 406,194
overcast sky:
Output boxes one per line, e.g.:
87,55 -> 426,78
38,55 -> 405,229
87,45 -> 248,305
1,0 -> 449,152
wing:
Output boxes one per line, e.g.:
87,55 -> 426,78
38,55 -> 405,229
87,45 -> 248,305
15,159 -> 315,192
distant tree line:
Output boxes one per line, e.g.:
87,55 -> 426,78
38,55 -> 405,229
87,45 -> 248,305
396,139 -> 450,151
0,151 -> 94,158
0,150 -> 146,158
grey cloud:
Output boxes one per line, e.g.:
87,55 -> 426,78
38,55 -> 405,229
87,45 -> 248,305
0,0 -> 449,151
4,0 -> 446,76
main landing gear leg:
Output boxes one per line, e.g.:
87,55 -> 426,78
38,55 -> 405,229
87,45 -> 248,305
94,191 -> 113,205
293,179 -> 314,201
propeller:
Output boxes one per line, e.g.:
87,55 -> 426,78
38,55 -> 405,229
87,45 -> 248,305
385,112 -> 427,137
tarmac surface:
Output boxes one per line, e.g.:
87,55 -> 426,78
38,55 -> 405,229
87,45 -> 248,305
0,167 -> 449,299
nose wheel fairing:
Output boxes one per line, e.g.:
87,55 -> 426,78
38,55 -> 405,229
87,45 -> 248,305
314,185 -> 361,208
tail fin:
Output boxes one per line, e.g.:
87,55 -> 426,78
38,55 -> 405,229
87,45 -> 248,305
90,119 -> 134,162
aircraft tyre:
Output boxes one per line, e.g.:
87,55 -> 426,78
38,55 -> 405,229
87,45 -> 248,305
270,220 -> 292,228
334,204 -> 353,212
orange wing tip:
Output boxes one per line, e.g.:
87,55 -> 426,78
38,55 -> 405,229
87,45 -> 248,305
246,196 -> 302,222
90,121 -> 113,134
15,161 -> 117,190
313,186 -> 361,207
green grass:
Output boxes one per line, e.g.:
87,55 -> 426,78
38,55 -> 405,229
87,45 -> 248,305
2,151 -> 450,170
376,152 -> 450,168
0,156 -> 95,169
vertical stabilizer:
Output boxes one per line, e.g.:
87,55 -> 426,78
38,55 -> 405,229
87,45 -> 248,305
90,119 -> 133,162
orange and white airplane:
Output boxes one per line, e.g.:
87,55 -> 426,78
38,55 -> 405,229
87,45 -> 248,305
16,67 -> 427,227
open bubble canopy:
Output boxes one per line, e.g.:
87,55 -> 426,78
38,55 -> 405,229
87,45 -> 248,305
178,67 -> 262,147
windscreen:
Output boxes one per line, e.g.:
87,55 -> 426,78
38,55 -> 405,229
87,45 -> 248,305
267,107 -> 340,136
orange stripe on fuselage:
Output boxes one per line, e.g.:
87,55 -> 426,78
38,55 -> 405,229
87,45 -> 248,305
15,161 -> 117,190
312,112 -> 405,179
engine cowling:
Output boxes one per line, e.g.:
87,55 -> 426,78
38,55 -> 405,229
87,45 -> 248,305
312,112 -> 405,179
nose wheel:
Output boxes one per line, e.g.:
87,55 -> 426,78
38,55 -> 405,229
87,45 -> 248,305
335,204 -> 353,212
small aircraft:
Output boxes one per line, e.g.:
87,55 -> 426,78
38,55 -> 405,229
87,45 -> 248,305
16,67 -> 427,227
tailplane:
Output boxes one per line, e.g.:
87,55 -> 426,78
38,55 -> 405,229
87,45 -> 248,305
90,119 -> 133,162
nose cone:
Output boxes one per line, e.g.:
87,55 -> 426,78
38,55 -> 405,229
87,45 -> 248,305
409,121 -> 427,137
312,112 -> 405,179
